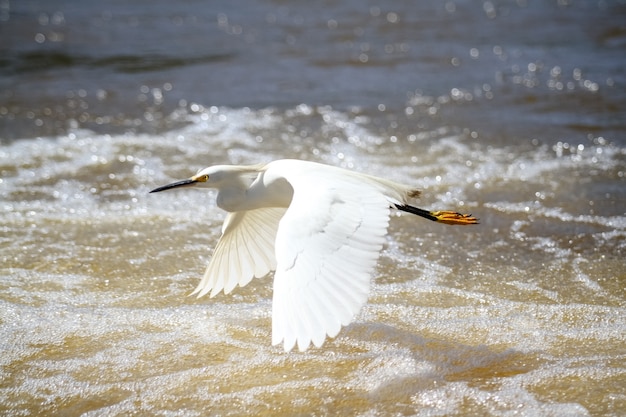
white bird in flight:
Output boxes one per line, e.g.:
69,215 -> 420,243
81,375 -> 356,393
150,159 -> 477,351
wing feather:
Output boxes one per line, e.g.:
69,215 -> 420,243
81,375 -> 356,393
192,207 -> 286,298
271,164 -> 391,351
307,284 -> 341,344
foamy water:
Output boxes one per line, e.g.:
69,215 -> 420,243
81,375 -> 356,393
2,0 -> 626,415
2,104 -> 624,416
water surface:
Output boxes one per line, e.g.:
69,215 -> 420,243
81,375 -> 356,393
1,1 -> 625,415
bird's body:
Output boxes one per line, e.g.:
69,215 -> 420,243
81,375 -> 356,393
150,159 -> 477,351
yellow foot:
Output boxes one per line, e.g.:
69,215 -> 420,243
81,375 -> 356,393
431,210 -> 479,225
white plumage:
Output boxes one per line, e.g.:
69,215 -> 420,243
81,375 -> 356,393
150,159 -> 477,351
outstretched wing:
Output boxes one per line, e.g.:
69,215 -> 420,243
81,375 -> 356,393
192,207 -> 286,298
271,171 -> 391,352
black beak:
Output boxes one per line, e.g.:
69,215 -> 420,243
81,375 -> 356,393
149,178 -> 197,193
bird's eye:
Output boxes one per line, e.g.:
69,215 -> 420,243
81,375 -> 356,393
196,174 -> 209,182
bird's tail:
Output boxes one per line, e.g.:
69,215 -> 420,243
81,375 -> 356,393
395,204 -> 479,225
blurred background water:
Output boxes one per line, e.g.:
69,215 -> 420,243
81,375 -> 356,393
1,0 -> 625,415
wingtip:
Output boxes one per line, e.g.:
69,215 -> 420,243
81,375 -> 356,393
407,189 -> 421,199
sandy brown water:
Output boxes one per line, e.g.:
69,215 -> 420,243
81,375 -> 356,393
1,1 -> 625,416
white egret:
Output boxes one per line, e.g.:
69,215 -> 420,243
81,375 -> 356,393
150,159 -> 477,351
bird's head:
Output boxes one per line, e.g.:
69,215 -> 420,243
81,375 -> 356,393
149,165 -> 261,194
149,166 -> 219,193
